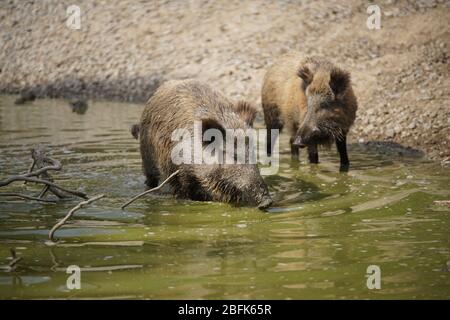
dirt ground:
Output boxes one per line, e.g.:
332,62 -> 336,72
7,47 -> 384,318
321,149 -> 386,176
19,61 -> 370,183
0,0 -> 449,161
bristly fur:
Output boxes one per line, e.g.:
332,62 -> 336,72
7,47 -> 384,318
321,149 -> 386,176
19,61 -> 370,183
262,52 -> 358,157
297,66 -> 313,86
298,56 -> 352,95
317,122 -> 344,143
234,101 -> 257,126
138,80 -> 272,208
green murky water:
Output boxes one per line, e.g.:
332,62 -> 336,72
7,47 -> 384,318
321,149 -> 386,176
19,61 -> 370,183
0,95 -> 449,299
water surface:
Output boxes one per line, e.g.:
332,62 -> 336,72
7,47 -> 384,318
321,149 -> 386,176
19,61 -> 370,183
0,95 -> 449,299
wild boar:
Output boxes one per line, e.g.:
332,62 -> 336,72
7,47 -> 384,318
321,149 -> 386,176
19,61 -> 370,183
133,80 -> 272,209
262,53 -> 358,171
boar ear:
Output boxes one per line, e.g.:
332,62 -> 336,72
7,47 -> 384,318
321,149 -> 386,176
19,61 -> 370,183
330,69 -> 350,95
201,118 -> 226,137
297,66 -> 313,86
234,101 -> 257,126
130,123 -> 140,140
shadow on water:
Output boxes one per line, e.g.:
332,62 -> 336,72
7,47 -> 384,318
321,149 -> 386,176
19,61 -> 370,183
352,141 -> 425,158
266,173 -> 328,207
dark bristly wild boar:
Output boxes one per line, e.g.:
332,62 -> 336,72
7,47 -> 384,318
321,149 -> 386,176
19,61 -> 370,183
132,80 -> 272,209
262,52 -> 358,171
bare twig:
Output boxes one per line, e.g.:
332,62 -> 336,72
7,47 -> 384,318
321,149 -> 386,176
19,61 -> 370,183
49,194 -> 105,242
30,148 -> 71,199
49,248 -> 60,271
120,170 -> 180,210
47,240 -> 145,247
0,147 -> 82,201
0,192 -> 57,203
0,158 -> 62,187
8,248 -> 22,270
0,176 -> 87,199
23,158 -> 36,185
27,158 -> 36,174
53,265 -> 142,272
37,185 -> 50,198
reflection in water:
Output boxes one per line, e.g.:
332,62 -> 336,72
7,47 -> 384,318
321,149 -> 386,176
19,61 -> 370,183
0,95 -> 449,299
69,100 -> 88,115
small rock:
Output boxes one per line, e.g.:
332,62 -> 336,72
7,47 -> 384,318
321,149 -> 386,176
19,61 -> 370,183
386,129 -> 395,138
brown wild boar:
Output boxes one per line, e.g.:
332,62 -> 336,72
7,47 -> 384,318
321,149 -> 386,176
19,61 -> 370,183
262,53 -> 358,171
132,80 -> 272,209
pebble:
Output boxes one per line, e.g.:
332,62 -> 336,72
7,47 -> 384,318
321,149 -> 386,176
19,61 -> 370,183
386,129 -> 395,138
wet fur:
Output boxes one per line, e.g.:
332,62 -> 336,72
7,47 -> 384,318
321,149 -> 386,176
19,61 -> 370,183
135,80 -> 271,207
262,52 -> 357,167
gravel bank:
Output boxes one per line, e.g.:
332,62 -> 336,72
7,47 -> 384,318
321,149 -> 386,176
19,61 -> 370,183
0,0 -> 449,160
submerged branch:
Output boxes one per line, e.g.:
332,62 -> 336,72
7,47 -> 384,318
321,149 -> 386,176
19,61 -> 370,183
0,147 -> 84,201
23,158 -> 35,185
0,156 -> 62,188
49,194 -> 105,242
38,185 -> 50,198
0,192 -> 57,203
0,176 -> 87,199
29,148 -> 72,199
120,170 -> 180,210
8,248 -> 22,270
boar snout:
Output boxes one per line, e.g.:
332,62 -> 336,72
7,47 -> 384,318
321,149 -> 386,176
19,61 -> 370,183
198,164 -> 272,208
258,195 -> 273,210
294,126 -> 321,147
241,168 -> 273,209
293,136 -> 306,148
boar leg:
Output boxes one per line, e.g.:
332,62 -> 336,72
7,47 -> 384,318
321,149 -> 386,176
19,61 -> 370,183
142,153 -> 160,188
336,136 -> 349,172
307,144 -> 319,164
266,129 -> 273,156
140,138 -> 160,188
263,103 -> 283,156
266,125 -> 283,156
145,174 -> 159,189
290,136 -> 300,160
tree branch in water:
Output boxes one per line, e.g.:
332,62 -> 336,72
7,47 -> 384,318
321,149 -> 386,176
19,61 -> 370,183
0,147 -> 87,201
1,176 -> 87,199
0,149 -> 62,187
120,170 -> 180,210
8,248 -> 22,271
49,194 -> 105,242
0,193 -> 57,203
23,157 -> 35,185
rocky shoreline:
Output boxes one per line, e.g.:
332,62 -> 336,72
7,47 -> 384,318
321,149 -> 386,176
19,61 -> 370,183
5,75 -> 163,103
1,0 -> 449,161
